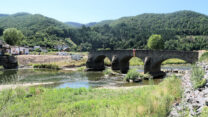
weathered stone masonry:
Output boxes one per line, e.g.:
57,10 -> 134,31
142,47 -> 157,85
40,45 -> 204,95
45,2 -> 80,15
0,55 -> 18,69
86,50 -> 199,77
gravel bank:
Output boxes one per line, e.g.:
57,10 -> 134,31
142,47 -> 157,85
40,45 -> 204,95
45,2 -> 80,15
169,62 -> 208,117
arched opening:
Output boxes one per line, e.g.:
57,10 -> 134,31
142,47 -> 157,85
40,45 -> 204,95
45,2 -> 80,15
129,57 -> 144,66
94,55 -> 112,71
119,56 -> 144,73
161,58 -> 187,65
129,57 -> 144,72
104,57 -> 111,66
161,58 -> 189,73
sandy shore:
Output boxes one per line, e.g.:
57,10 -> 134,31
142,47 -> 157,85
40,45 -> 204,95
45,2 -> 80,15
97,85 -> 146,90
0,82 -> 54,91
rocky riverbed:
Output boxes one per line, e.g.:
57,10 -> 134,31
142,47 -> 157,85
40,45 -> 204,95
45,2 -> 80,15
169,62 -> 208,117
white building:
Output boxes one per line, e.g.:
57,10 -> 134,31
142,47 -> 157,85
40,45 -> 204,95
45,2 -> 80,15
10,46 -> 29,55
19,47 -> 29,54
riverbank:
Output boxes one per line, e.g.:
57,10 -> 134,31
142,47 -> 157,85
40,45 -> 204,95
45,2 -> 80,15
0,76 -> 181,117
169,62 -> 208,117
0,82 -> 54,91
17,54 -> 87,68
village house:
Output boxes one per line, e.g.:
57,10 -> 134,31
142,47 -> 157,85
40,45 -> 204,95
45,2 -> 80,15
10,46 -> 29,55
54,44 -> 69,51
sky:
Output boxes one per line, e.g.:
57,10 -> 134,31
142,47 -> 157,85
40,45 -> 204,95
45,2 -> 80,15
0,0 -> 208,24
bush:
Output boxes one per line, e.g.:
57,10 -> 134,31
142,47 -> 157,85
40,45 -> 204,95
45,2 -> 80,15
124,69 -> 139,81
191,65 -> 206,89
33,64 -> 60,70
139,73 -> 153,80
200,52 -> 208,62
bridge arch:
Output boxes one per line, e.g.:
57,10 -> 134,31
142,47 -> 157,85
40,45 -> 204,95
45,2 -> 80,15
91,55 -> 112,71
147,57 -> 192,77
119,55 -> 144,73
129,57 -> 144,66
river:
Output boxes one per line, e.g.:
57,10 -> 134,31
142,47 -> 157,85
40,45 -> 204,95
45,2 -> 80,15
0,65 -> 191,89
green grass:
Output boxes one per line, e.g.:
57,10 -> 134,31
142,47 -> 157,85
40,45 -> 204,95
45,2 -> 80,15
200,52 -> 208,62
129,58 -> 186,66
162,58 -> 186,65
50,57 -> 87,68
129,57 -> 144,66
33,64 -> 60,70
104,58 -> 111,66
139,73 -> 153,80
77,66 -> 86,71
0,76 -> 182,117
191,65 -> 206,89
201,106 -> 208,117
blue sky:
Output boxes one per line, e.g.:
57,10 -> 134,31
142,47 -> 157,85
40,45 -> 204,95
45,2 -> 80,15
0,0 -> 207,23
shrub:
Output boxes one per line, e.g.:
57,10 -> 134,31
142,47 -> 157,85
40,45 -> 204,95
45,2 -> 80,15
139,73 -> 153,80
200,52 -> 208,62
33,64 -> 60,70
195,78 -> 207,89
103,69 -> 113,75
124,69 -> 139,81
191,65 -> 206,89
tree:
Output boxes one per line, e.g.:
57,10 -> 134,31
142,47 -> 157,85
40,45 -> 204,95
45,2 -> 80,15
147,34 -> 164,50
3,28 -> 24,45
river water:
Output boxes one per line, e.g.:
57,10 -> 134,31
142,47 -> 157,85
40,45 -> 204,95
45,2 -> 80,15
0,65 -> 191,89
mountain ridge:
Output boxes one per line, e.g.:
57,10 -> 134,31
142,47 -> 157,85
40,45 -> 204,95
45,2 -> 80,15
0,10 -> 208,51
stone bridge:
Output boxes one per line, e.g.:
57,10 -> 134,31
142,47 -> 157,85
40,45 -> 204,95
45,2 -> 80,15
86,50 -> 199,78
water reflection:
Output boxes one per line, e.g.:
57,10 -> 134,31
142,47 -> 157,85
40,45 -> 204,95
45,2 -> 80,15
0,65 -> 190,88
0,70 -> 18,84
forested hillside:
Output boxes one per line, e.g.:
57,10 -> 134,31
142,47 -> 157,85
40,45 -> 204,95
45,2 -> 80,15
69,10 -> 208,51
0,11 -> 208,51
0,13 -> 72,48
